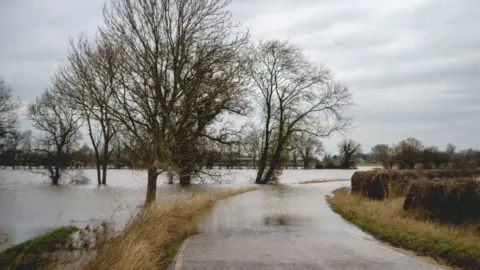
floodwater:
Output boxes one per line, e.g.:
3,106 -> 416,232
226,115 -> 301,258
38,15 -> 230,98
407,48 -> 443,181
183,181 -> 440,269
0,167 -> 374,250
198,182 -> 362,234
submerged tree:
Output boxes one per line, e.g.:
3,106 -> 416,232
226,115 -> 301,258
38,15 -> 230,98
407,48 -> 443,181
56,34 -> 121,185
294,133 -> 324,169
28,89 -> 81,185
100,0 -> 249,202
339,138 -> 361,169
251,40 -> 351,184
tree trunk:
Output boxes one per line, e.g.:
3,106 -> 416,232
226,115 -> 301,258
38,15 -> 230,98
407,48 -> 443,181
145,168 -> 158,204
255,153 -> 267,184
101,143 -> 109,185
179,167 -> 192,186
167,171 -> 174,184
96,163 -> 101,186
93,147 -> 102,185
303,158 -> 308,169
101,164 -> 107,185
259,140 -> 285,184
52,167 -> 60,185
293,152 -> 297,169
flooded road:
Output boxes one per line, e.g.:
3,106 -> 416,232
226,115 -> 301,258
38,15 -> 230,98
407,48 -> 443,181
0,168 -> 372,249
174,182 -> 440,269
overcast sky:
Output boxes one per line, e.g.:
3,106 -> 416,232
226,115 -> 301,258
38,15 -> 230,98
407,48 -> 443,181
0,0 -> 479,154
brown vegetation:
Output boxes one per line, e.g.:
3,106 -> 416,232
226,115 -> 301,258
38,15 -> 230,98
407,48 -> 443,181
298,178 -> 349,184
351,169 -> 480,200
329,188 -> 480,269
79,186 -> 258,270
404,178 -> 480,224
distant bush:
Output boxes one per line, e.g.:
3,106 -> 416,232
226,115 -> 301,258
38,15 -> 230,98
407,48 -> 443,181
404,178 -> 480,224
351,169 -> 480,200
314,162 -> 324,169
324,161 -> 338,169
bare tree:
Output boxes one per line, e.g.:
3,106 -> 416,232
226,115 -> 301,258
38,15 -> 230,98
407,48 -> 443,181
0,78 -> 19,144
100,0 -> 249,202
56,34 -> 121,185
19,130 -> 33,168
243,124 -> 261,169
371,144 -> 392,169
395,137 -> 424,169
339,138 -> 361,169
3,130 -> 23,169
294,133 -> 324,169
28,89 -> 81,185
251,40 -> 352,184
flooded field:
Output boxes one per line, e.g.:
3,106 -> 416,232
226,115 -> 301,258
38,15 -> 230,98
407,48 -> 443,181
0,168 -> 374,249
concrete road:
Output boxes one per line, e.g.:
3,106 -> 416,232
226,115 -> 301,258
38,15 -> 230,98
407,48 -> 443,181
170,182 -> 441,270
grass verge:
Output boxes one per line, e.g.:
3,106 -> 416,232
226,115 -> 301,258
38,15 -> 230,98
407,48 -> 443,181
299,179 -> 349,184
79,186 -> 258,270
327,188 -> 480,269
0,226 -> 79,270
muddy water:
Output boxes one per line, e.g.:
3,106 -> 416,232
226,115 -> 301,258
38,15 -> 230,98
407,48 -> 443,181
0,167 -> 373,250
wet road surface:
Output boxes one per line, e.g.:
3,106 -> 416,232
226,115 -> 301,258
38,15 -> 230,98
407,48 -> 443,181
171,182 -> 441,270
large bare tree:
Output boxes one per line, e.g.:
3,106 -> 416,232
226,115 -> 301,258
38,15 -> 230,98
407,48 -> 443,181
100,0 -> 249,202
251,40 -> 352,184
55,34 -> 121,185
28,89 -> 82,185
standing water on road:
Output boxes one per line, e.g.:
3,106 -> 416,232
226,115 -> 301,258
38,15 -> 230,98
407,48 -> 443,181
0,167 -> 374,250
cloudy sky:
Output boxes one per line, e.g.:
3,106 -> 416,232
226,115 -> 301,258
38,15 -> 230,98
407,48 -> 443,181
0,0 -> 479,154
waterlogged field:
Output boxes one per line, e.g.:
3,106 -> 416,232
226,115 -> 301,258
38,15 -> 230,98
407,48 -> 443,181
0,168 -> 373,249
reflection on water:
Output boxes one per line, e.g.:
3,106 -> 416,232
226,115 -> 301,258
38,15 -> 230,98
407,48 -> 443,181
0,168 -> 372,250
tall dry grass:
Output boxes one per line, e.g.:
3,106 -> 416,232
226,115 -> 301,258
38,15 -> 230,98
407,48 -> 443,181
79,186 -> 258,270
330,188 -> 480,249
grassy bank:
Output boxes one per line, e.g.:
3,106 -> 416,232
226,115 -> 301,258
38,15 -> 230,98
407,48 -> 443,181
79,186 -> 258,270
298,179 -> 349,184
0,226 -> 79,270
328,188 -> 480,269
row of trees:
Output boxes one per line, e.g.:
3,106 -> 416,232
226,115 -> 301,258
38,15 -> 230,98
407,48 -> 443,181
371,138 -> 480,169
1,0 -> 352,203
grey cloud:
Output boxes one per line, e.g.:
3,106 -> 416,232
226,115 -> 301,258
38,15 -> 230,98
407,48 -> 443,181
0,0 -> 478,153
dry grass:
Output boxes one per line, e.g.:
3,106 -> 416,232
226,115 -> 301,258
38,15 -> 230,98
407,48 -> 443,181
330,188 -> 480,249
329,188 -> 480,269
79,186 -> 258,270
298,178 -> 349,184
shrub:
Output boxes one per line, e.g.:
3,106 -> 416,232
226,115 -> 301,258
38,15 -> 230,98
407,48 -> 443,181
404,178 -> 480,224
328,188 -> 480,269
324,161 -> 338,169
314,162 -> 324,169
351,169 -> 480,200
0,226 -> 78,270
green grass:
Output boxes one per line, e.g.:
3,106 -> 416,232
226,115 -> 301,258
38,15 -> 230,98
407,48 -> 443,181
328,194 -> 480,269
163,239 -> 184,269
0,226 -> 79,270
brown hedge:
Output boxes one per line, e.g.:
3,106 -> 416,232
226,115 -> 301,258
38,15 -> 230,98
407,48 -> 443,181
403,178 -> 480,224
351,169 -> 480,200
